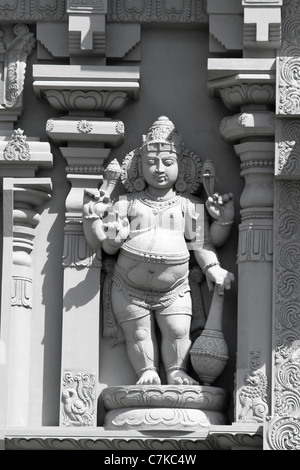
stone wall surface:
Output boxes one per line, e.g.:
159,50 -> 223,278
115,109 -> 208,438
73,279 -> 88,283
0,0 -> 297,451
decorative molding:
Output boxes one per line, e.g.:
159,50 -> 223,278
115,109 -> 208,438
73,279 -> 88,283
3,427 -> 263,450
277,2 -> 300,116
107,0 -> 208,23
0,0 -> 66,21
105,407 -> 227,431
274,340 -> 300,416
11,276 -> 32,308
33,65 -> 140,116
102,385 -> 229,411
3,129 -> 31,161
249,349 -> 261,370
0,0 -> 208,24
61,371 -> 96,427
1,24 -> 35,114
264,416 -> 300,450
103,385 -> 229,431
276,119 -> 300,178
63,226 -> 101,268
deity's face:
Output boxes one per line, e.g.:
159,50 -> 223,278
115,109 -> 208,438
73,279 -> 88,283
141,151 -> 179,190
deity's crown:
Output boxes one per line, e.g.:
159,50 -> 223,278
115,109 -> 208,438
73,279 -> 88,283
140,116 -> 184,155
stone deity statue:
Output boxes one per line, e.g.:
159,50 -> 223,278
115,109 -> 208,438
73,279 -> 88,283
83,116 -> 234,387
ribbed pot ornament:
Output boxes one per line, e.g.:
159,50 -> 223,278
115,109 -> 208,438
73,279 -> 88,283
190,290 -> 229,386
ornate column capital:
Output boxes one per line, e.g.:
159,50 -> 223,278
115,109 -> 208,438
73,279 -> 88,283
33,64 -> 140,115
208,58 -> 276,111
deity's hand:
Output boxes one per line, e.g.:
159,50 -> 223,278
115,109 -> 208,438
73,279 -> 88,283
205,192 -> 234,225
205,264 -> 235,295
83,188 -> 112,220
103,208 -> 130,247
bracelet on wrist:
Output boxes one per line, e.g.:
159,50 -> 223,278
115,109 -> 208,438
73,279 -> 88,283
202,262 -> 220,274
214,220 -> 233,226
83,214 -> 100,221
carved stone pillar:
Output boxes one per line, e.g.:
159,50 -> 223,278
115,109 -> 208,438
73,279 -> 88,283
58,146 -> 107,428
208,60 -> 276,425
264,2 -> 300,450
1,179 -> 52,426
234,139 -> 274,423
33,62 -> 140,427
0,21 -> 53,428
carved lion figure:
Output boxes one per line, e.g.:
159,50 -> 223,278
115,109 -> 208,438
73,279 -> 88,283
238,370 -> 269,422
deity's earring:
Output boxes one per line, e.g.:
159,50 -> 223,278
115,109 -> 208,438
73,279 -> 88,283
133,159 -> 146,192
175,158 -> 187,193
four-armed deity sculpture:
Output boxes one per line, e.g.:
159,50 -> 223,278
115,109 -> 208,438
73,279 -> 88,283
83,117 -> 234,398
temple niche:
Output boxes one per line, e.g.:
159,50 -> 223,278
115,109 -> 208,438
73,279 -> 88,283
1,0 -> 299,452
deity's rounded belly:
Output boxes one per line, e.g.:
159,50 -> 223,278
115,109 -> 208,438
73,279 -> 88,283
117,252 -> 189,291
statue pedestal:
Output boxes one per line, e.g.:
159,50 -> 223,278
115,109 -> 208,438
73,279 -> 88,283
102,385 -> 229,432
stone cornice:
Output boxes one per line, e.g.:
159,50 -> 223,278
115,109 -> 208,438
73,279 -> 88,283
107,0 -> 208,24
33,65 -> 140,114
1,425 -> 263,450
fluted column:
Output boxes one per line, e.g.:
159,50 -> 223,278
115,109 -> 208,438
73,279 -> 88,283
233,138 -> 274,423
3,179 -> 52,426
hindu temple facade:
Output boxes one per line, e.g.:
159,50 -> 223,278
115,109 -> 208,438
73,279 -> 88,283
0,0 -> 299,451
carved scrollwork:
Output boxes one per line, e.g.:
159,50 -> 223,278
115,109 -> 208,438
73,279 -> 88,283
274,341 -> 300,417
4,432 -> 263,451
276,120 -> 300,176
265,416 -> 300,450
274,180 -> 300,415
107,0 -> 208,23
105,407 -> 227,431
11,276 -> 32,308
0,0 -> 66,21
2,24 -> 35,111
101,385 -> 229,411
238,225 -> 273,263
277,6 -> 300,115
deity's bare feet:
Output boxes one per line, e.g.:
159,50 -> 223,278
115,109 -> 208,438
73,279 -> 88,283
137,370 -> 161,385
167,369 -> 199,385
